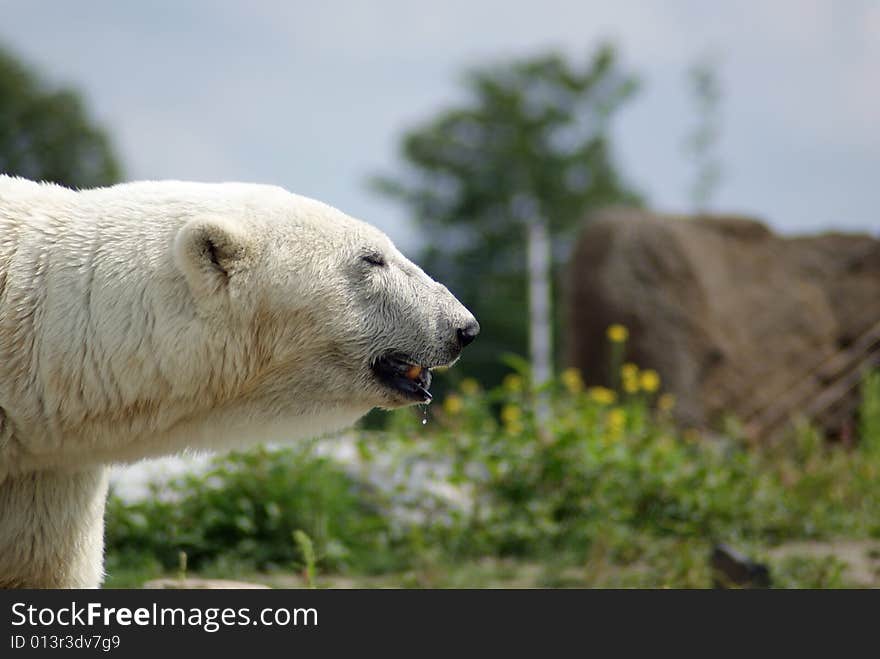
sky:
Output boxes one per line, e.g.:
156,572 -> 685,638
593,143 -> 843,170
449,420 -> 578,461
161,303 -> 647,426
1,0 -> 877,252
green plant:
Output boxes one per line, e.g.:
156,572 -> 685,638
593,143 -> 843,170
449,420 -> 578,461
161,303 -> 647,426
293,530 -> 317,588
105,360 -> 880,588
860,369 -> 880,455
771,555 -> 850,589
105,443 -> 403,578
177,551 -> 188,582
355,358 -> 880,578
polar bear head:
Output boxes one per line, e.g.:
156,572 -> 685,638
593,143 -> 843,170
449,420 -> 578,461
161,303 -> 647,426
171,185 -> 478,420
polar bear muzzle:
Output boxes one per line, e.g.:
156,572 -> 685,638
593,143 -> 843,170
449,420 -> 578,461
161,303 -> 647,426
371,314 -> 479,403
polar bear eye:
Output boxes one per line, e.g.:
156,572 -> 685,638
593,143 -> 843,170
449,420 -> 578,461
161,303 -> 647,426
361,253 -> 387,267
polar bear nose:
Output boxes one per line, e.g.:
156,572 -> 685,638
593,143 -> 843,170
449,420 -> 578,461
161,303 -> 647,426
456,320 -> 480,348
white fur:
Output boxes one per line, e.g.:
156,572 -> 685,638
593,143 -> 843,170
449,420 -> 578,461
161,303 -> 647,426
0,176 -> 476,588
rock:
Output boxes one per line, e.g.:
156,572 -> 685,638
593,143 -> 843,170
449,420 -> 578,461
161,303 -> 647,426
566,208 -> 880,436
710,544 -> 771,589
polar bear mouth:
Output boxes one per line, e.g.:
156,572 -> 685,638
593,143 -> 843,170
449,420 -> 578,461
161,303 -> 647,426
372,352 -> 434,402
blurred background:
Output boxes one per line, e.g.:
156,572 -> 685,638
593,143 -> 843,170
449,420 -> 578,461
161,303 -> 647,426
1,0 -> 878,588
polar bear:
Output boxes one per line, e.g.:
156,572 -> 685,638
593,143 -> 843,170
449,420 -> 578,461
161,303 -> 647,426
0,176 -> 478,588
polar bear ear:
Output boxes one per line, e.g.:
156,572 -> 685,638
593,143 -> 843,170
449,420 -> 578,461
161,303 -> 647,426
174,217 -> 252,300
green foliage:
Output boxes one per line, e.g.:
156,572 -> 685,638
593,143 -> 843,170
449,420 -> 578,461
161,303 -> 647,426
105,445 -> 400,577
683,56 -> 723,212
293,530 -> 318,588
860,369 -> 880,456
770,555 -> 849,589
105,366 -> 880,588
0,45 -> 121,187
372,44 -> 642,387
374,366 -> 880,568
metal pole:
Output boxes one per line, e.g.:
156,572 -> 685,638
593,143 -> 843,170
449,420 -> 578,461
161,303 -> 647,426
527,216 -> 553,390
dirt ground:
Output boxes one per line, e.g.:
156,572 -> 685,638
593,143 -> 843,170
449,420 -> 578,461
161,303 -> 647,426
138,540 -> 880,589
765,539 -> 880,588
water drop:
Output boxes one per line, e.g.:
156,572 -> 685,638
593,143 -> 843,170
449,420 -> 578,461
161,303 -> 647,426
422,405 -> 429,425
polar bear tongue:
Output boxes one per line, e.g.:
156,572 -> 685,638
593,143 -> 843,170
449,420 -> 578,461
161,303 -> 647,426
373,353 -> 434,402
401,364 -> 433,401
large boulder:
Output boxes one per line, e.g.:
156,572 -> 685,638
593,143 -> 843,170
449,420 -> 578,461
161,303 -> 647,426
566,208 -> 880,436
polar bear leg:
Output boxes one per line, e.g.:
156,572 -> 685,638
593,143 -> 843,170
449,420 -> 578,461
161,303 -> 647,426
0,467 -> 109,588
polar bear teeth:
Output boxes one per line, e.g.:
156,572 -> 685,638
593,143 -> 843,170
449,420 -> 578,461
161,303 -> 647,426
372,353 -> 434,402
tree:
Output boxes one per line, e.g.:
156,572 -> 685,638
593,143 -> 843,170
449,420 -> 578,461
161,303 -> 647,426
373,44 -> 643,387
0,45 -> 121,188
683,57 -> 722,213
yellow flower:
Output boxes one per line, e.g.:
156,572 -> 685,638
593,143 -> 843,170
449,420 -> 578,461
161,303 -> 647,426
501,404 -> 522,426
459,378 -> 480,396
560,368 -> 583,394
658,393 -> 676,412
501,404 -> 524,434
588,386 -> 616,405
443,394 -> 463,416
639,369 -> 661,393
606,408 -> 626,435
621,362 -> 639,393
606,324 -> 629,343
503,374 -> 524,393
